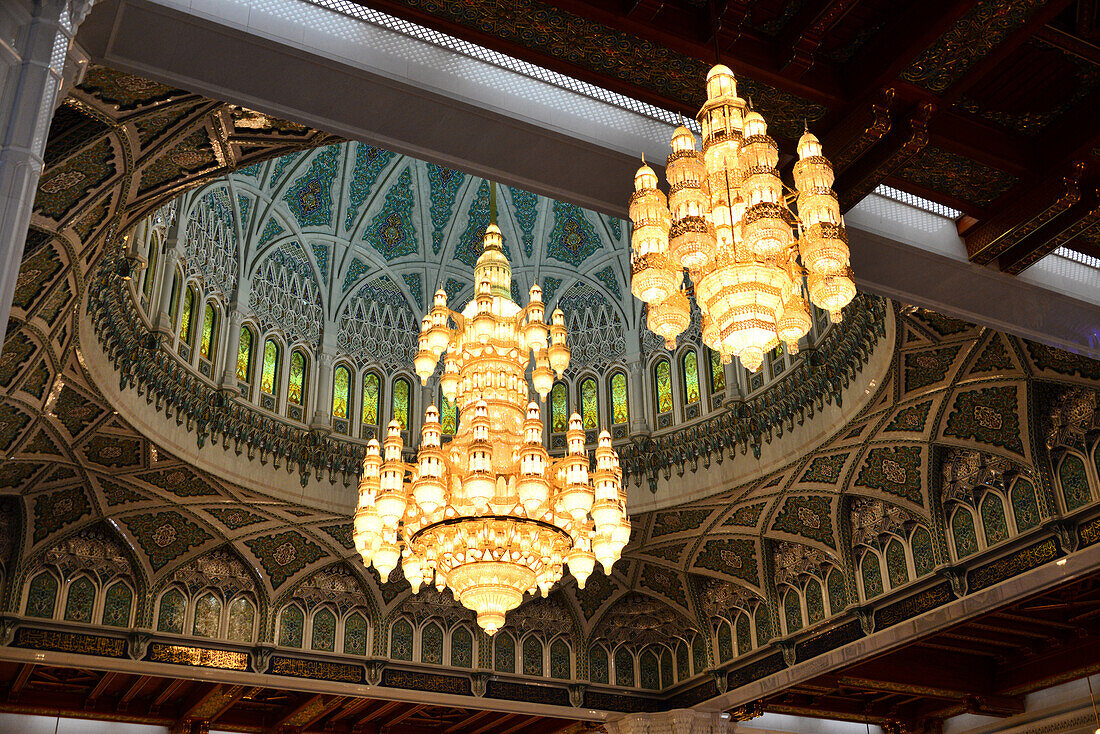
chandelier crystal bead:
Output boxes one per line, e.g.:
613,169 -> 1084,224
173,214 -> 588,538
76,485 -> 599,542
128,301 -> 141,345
629,64 -> 856,371
353,216 -> 628,635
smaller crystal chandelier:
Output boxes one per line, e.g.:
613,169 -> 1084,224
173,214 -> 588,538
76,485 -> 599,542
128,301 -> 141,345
628,64 -> 856,373
353,201 -> 629,634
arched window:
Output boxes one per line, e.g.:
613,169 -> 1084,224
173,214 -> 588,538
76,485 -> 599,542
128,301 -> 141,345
860,551 -> 884,599
193,592 -> 221,637
1010,478 -> 1040,532
783,588 -> 803,634
312,608 -> 336,651
675,640 -> 690,681
610,372 -> 629,426
227,597 -> 255,642
639,648 -> 659,689
654,358 -> 673,415
25,571 -> 58,619
143,237 -> 158,301
361,372 -> 380,433
660,647 -> 674,689
691,631 -> 707,671
63,576 -> 96,623
450,626 -> 473,668
717,620 -> 734,661
332,364 -> 351,426
805,578 -> 825,624
157,588 -> 186,634
910,526 -> 935,577
440,392 -> 458,436
178,286 -> 196,353
827,568 -> 848,612
681,351 -> 700,406
421,622 -> 443,665
236,326 -> 254,390
735,613 -> 752,655
102,581 -> 133,628
614,647 -> 634,687
288,349 -> 308,410
580,376 -> 598,430
754,605 -> 772,644
1059,454 -> 1091,512
885,538 -> 909,588
261,338 -> 281,406
707,348 -> 725,394
199,303 -> 218,362
278,605 -> 304,647
551,382 -> 568,433
590,644 -> 609,684
981,492 -> 1009,545
494,631 -> 515,672
951,507 -> 979,559
390,618 -> 413,661
522,635 -> 543,676
392,376 -> 410,429
549,638 -> 570,679
344,612 -> 368,655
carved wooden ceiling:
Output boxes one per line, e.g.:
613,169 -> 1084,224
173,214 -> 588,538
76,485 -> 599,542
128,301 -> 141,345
349,0 -> 1100,272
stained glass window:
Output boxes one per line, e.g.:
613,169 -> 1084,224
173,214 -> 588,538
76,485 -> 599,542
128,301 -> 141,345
522,635 -> 543,676
911,526 -> 935,577
227,597 -> 254,642
717,621 -> 733,661
261,339 -> 279,396
580,377 -> 598,430
639,648 -> 659,689
494,631 -> 515,672
981,492 -> 1009,546
332,365 -> 350,420
861,551 -> 884,599
392,377 -> 410,429
63,577 -> 95,623
675,641 -> 689,680
692,632 -> 707,671
179,286 -> 195,349
952,507 -> 979,559
199,303 -> 217,360
279,605 -> 304,647
26,572 -> 58,619
610,372 -> 628,425
827,568 -> 848,612
450,626 -> 473,668
1011,479 -> 1040,532
288,350 -> 307,406
102,582 -> 132,627
549,638 -> 570,679
735,613 -> 752,654
192,592 -> 221,638
362,373 -> 380,426
344,612 -> 367,655
614,646 -> 635,687
660,647 -> 674,689
1060,454 -> 1091,511
440,392 -> 457,435
655,359 -> 673,413
708,348 -> 725,393
783,588 -> 803,633
391,619 -> 413,660
422,622 -> 443,665
805,578 -> 825,623
157,588 -> 186,633
168,272 -> 180,323
681,351 -> 700,405
590,645 -> 609,683
551,382 -> 568,432
236,327 -> 253,382
885,539 -> 909,588
311,608 -> 336,651
754,606 -> 772,644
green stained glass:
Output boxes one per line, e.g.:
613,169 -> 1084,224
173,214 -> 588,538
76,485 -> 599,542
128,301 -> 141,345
288,351 -> 306,406
179,287 -> 195,349
64,577 -> 95,623
735,613 -> 752,654
660,648 -> 674,689
102,582 -> 132,628
717,621 -> 733,661
861,551 -> 884,599
157,589 -> 185,633
362,373 -> 380,426
344,612 -> 367,655
827,568 -> 848,611
952,507 -> 979,559
590,645 -> 609,683
193,593 -> 221,638
261,339 -> 279,396
611,372 -> 628,425
392,377 -> 410,429
784,588 -> 803,633
441,392 -> 457,435
581,377 -> 598,430
332,365 -> 350,420
675,641 -> 689,680
655,359 -> 673,413
911,526 -> 935,577
390,618 -> 413,660
199,304 -> 216,360
805,578 -> 825,624
549,638 -> 570,679
614,647 -> 635,687
708,348 -> 725,393
639,648 -> 659,689
1059,454 -> 1091,512
236,328 -> 253,382
279,605 -> 304,648
522,635 -> 543,676
682,351 -> 700,405
981,492 -> 1009,545
885,538 -> 909,588
551,383 -> 568,432
494,632 -> 515,672
311,608 -> 336,651
754,605 -> 772,644
227,598 -> 254,642
1011,479 -> 1040,532
450,626 -> 473,668
422,622 -> 444,665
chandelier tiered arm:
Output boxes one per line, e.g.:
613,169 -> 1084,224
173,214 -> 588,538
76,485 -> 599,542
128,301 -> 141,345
353,222 -> 629,634
628,64 -> 856,373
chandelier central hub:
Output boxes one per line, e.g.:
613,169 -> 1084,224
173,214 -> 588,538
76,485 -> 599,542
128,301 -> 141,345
354,217 -> 629,634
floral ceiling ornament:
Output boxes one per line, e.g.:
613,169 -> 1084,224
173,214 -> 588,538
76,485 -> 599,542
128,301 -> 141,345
291,565 -> 367,614
353,193 -> 629,634
595,593 -> 692,648
699,578 -> 760,619
1045,387 -> 1100,450
41,530 -> 132,583
628,64 -> 855,373
941,448 -> 1014,505
850,498 -> 913,547
170,549 -> 253,596
773,541 -> 833,585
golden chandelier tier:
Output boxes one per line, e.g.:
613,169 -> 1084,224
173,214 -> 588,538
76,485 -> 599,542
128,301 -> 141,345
629,64 -> 856,373
353,223 -> 629,634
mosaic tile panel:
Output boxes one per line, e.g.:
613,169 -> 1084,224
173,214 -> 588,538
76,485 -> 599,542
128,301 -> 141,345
245,531 -> 326,589
943,385 -> 1025,456
854,446 -> 924,505
693,538 -> 759,585
799,452 -> 850,484
344,144 -> 395,231
723,503 -> 767,528
364,167 -> 417,260
547,200 -> 601,266
883,400 -> 933,433
124,512 -> 212,572
206,507 -> 266,530
32,486 -> 91,543
904,345 -> 962,392
141,468 -> 219,498
771,495 -> 835,547
650,509 -> 711,538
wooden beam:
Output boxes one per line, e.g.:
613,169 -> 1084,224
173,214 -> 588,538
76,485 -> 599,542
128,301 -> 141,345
998,182 -> 1100,273
780,0 -> 864,75
381,703 -> 427,728
500,714 -> 544,734
445,709 -> 495,733
1036,24 -> 1100,65
151,678 -> 189,713
835,101 -> 935,211
472,713 -> 519,734
86,672 -> 119,708
118,675 -> 154,711
7,664 -> 34,702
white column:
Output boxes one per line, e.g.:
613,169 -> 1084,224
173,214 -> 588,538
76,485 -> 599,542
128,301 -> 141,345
311,348 -> 336,428
154,216 -> 184,334
0,0 -> 96,357
628,357 -> 649,435
606,709 -> 733,734
219,307 -> 245,392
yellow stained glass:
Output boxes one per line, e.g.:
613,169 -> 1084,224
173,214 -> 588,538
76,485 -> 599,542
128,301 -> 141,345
708,348 -> 725,393
236,328 -> 253,382
441,392 -> 457,435
581,378 -> 598,430
332,365 -> 350,420
199,304 -> 216,360
261,339 -> 279,395
392,377 -> 410,429
655,359 -> 672,413
288,351 -> 306,406
682,351 -> 700,405
551,383 -> 568,432
179,287 -> 195,348
611,372 -> 628,425
362,373 -> 380,425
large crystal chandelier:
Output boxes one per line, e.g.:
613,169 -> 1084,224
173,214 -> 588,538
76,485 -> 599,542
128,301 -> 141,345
353,213 -> 629,634
629,64 -> 856,373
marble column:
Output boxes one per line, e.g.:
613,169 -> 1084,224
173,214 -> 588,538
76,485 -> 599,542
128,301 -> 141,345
628,356 -> 649,436
218,308 -> 245,393
0,0 -> 96,357
605,709 -> 733,734
153,217 -> 184,335
311,349 -> 336,429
